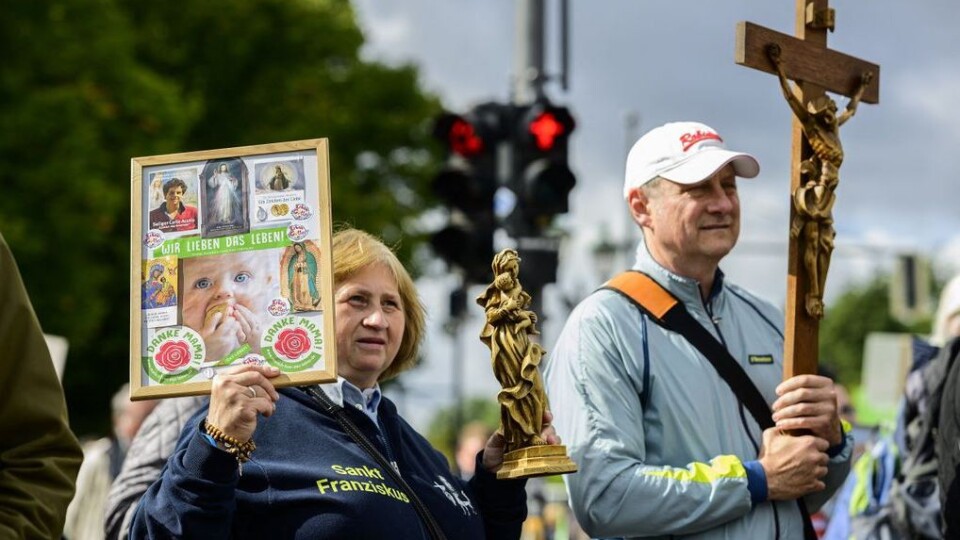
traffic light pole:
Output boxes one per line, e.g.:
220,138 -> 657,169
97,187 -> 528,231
513,0 -> 545,104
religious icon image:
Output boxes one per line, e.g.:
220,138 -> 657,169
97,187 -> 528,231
146,169 -> 200,234
476,249 -> 577,479
142,256 -> 179,310
768,43 -> 873,319
200,158 -> 250,238
255,160 -> 305,193
279,240 -> 322,312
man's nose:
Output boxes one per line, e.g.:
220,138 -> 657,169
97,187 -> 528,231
707,186 -> 735,213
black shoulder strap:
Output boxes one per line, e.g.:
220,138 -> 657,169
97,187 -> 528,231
603,271 -> 773,429
603,271 -> 816,540
304,386 -> 448,540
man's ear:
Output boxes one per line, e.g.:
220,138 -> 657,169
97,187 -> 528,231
626,187 -> 653,229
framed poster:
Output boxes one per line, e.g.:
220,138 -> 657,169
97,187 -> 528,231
130,139 -> 336,399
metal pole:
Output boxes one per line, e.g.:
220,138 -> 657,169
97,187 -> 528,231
513,0 -> 545,104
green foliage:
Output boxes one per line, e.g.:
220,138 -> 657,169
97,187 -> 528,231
820,274 -> 931,386
1,0 -> 441,435
426,397 -> 500,464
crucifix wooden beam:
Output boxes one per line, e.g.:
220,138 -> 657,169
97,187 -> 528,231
735,0 -> 880,378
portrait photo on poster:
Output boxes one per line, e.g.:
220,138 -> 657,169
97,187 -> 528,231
146,168 -> 200,235
200,158 -> 250,238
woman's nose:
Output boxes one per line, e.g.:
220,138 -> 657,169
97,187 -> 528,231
363,308 -> 388,329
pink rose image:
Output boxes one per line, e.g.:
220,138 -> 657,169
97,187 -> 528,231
274,327 -> 310,360
155,340 -> 191,372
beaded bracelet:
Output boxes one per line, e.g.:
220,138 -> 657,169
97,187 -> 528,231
201,419 -> 256,471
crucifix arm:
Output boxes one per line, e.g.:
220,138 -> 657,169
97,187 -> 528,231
837,71 -> 874,126
766,44 -> 808,123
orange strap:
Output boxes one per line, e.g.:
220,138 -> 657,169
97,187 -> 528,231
604,271 -> 677,321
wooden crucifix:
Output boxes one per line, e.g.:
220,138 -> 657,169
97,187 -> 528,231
735,0 -> 880,378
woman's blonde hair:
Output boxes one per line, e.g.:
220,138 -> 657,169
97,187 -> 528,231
331,228 -> 426,381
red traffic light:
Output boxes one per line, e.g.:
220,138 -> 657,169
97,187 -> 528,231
529,112 -> 566,151
434,114 -> 484,158
449,118 -> 483,157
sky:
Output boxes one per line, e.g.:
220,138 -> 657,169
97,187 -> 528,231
350,0 -> 960,430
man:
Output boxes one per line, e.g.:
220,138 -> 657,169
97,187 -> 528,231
148,177 -> 198,232
0,232 -> 83,537
543,121 -> 852,539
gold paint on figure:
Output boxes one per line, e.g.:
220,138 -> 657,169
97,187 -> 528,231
768,43 -> 873,319
477,249 -> 577,479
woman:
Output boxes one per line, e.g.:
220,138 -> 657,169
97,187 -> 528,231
130,228 -> 554,539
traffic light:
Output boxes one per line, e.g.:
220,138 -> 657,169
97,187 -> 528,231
429,104 -> 507,284
506,99 -> 576,236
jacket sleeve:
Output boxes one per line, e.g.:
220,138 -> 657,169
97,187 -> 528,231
804,425 -> 853,512
104,396 -> 207,540
468,453 -> 527,539
0,234 -> 83,539
129,418 -> 241,539
543,300 -> 753,538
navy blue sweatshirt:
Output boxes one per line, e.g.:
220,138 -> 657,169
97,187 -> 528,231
131,386 -> 527,539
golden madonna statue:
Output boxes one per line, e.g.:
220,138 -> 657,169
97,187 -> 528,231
477,249 -> 577,479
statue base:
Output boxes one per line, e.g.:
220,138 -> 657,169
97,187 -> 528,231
496,444 -> 578,480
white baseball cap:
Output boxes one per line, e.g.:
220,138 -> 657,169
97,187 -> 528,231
623,121 -> 760,199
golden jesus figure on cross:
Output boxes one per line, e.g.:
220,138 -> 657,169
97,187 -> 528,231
768,43 -> 873,319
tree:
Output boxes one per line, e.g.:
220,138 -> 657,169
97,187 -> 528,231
820,274 -> 931,386
0,0 -> 441,435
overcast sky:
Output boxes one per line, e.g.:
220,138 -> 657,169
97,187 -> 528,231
351,0 -> 960,429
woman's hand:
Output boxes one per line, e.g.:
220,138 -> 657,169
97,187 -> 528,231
205,364 -> 281,442
481,410 -> 561,473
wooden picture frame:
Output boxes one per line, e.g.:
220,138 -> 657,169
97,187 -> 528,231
130,139 -> 336,399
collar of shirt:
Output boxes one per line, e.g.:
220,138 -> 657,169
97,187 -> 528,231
318,377 -> 382,427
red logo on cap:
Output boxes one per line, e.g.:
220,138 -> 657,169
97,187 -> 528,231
679,130 -> 722,152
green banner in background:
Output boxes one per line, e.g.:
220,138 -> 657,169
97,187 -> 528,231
152,227 -> 288,259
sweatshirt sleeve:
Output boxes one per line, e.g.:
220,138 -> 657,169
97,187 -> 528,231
543,300 -> 754,538
468,453 -> 528,539
0,234 -> 83,539
129,419 -> 241,539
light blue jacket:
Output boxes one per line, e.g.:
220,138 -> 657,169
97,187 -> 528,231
543,240 -> 852,539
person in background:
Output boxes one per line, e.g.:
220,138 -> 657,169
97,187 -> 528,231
544,121 -> 851,539
63,385 -> 157,540
456,421 -> 494,480
0,232 -> 83,538
104,396 -> 207,540
131,228 -> 558,539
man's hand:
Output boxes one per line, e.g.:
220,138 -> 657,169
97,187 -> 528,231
772,374 -> 843,446
758,427 -> 829,500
